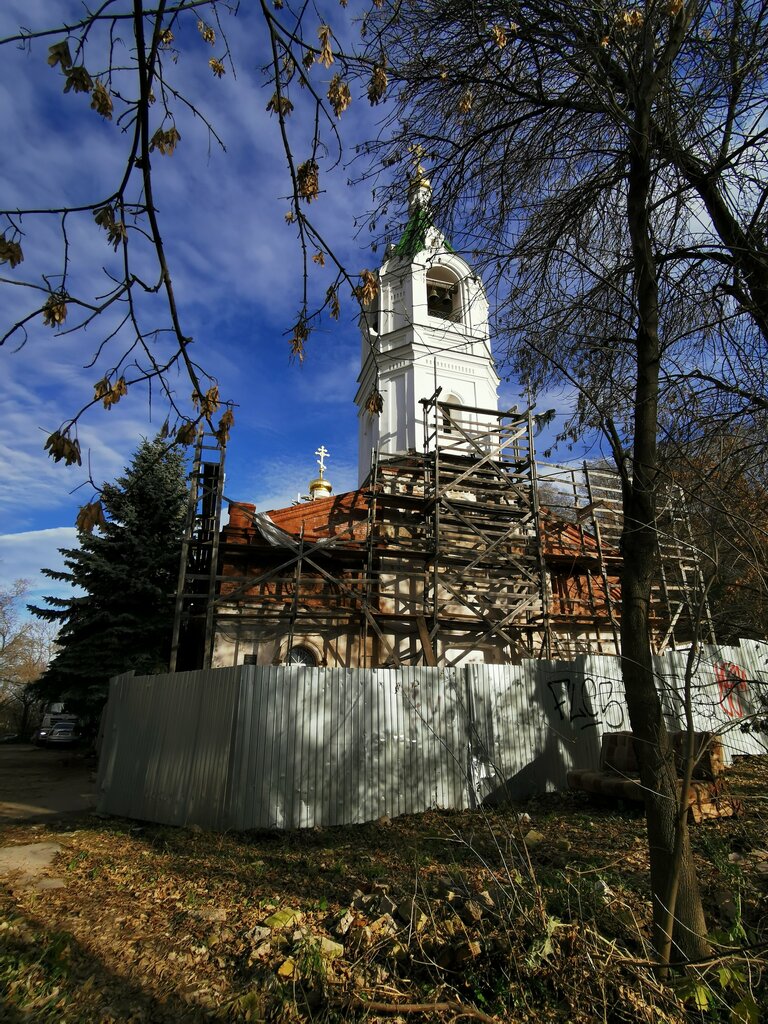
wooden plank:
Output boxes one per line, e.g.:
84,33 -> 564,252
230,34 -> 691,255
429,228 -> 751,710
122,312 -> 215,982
416,615 -> 438,666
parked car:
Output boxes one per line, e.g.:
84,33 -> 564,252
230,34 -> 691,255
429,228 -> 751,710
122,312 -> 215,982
36,722 -> 81,746
34,710 -> 81,747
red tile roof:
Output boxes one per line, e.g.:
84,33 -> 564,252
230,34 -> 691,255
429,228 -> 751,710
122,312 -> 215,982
268,490 -> 369,541
223,492 -> 616,564
222,491 -> 369,548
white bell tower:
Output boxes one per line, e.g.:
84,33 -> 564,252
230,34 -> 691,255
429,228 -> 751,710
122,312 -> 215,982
354,173 -> 500,484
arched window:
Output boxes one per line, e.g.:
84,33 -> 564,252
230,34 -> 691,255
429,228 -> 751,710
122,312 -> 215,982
426,266 -> 461,323
285,644 -> 318,667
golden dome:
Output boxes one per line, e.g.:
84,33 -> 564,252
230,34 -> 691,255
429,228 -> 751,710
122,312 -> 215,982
309,476 -> 333,500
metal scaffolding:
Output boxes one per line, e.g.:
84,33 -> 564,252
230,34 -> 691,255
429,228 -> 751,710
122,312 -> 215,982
171,402 -> 714,668
536,461 -> 715,654
359,396 -> 548,665
169,428 -> 226,671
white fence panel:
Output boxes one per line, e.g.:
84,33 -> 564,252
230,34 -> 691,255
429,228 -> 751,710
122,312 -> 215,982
96,641 -> 768,830
96,668 -> 239,827
468,660 -> 572,801
220,666 -> 471,830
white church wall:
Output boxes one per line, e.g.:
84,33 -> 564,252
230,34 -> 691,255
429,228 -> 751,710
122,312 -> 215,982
211,612 -> 372,671
212,593 -> 622,670
356,223 -> 499,485
358,410 -> 375,483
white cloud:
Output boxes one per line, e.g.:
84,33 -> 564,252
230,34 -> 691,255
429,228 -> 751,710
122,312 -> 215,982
0,346 -> 168,528
292,349 -> 359,407
0,527 -> 79,609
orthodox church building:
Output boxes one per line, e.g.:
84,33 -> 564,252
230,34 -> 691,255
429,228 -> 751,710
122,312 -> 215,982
194,173 -> 648,672
178,173 -> 703,673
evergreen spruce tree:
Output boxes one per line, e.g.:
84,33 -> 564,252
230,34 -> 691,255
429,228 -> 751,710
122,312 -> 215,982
30,438 -> 188,716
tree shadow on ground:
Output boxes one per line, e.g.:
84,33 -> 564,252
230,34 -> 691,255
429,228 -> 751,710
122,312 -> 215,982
0,889 -> 219,1023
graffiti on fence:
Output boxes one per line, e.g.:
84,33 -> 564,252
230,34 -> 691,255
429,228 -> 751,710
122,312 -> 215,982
546,675 -> 626,731
657,659 -> 768,740
547,663 -> 768,737
663,677 -> 722,729
720,663 -> 768,734
714,661 -> 748,719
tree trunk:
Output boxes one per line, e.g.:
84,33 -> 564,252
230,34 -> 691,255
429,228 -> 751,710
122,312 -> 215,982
622,101 -> 710,965
621,517 -> 709,963
19,698 -> 32,741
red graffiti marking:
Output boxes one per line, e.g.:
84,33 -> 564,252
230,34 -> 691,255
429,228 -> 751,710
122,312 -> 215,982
714,661 -> 748,719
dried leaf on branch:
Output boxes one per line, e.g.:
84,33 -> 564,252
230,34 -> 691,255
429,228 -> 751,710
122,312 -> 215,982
328,74 -> 351,117
364,385 -> 384,415
266,93 -> 294,116
297,160 -> 320,202
47,40 -> 72,70
289,318 -> 310,362
368,63 -> 388,105
193,385 -> 221,417
64,66 -> 93,94
149,127 -> 181,155
318,24 -> 334,68
75,500 -> 108,534
90,80 -> 113,119
175,422 -> 197,446
44,430 -> 81,466
354,269 -> 379,305
215,408 -> 235,446
326,285 -> 341,320
198,21 -> 216,45
42,293 -> 68,327
0,235 -> 23,268
94,376 -> 128,410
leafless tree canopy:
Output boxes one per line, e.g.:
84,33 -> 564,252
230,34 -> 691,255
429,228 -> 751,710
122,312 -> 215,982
0,581 -> 55,737
361,0 -> 768,441
357,0 -> 768,965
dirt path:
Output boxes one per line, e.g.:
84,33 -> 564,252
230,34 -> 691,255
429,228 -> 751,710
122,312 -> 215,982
0,744 -> 96,824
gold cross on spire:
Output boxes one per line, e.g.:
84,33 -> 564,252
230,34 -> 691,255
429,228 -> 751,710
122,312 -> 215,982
315,445 -> 329,478
408,143 -> 427,180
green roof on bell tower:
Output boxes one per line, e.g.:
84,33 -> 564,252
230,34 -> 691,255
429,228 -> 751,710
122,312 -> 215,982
393,170 -> 455,261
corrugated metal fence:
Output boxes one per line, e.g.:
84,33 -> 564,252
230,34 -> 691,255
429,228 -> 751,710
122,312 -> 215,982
96,641 -> 768,830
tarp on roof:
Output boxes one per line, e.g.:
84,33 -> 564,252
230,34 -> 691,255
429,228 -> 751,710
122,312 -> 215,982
251,511 -> 336,552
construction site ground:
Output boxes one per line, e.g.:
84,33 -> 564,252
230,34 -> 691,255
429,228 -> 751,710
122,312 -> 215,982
1,750 -> 766,1023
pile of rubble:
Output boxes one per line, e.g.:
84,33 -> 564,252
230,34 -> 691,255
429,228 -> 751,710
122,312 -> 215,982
245,874 -> 526,998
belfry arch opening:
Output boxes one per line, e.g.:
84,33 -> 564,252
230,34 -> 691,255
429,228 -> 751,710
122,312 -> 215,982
426,266 -> 461,323
441,394 -> 463,435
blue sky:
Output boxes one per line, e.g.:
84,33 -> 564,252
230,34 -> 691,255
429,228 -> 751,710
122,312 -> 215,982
0,1 -> 575,610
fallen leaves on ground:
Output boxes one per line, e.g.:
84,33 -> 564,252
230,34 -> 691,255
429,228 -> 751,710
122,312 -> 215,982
1,757 -> 766,1022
